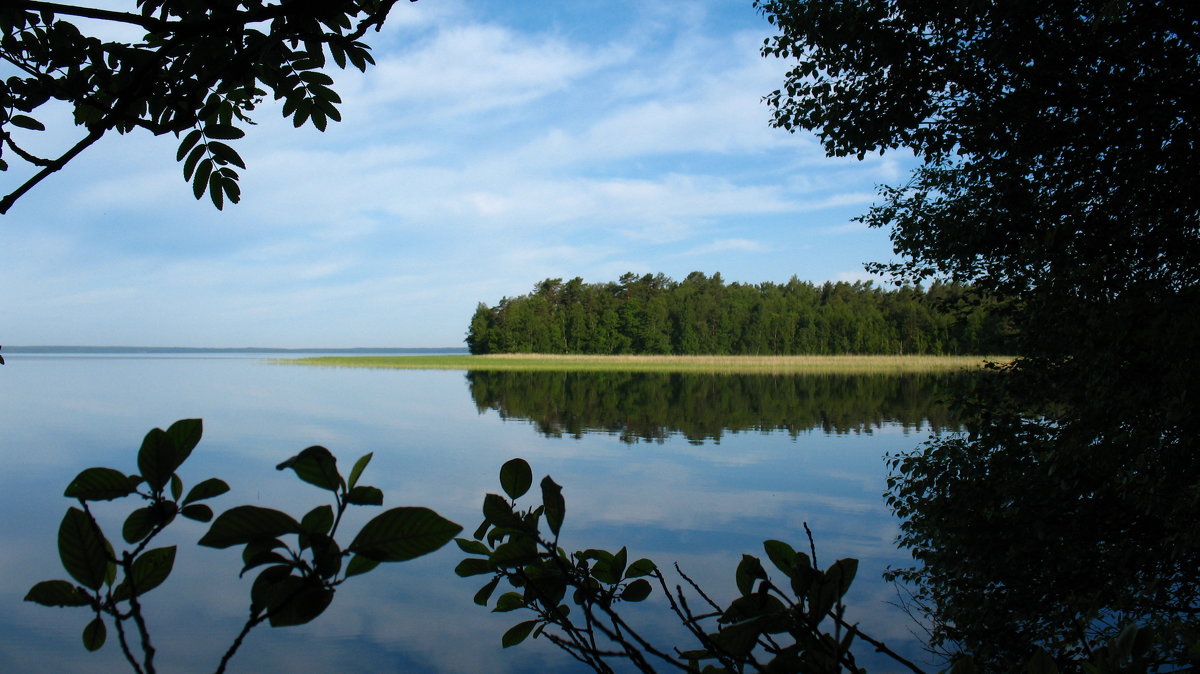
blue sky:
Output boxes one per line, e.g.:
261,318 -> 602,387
2,0 -> 910,348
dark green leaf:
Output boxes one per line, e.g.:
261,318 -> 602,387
11,114 -> 46,131
183,144 -> 205,180
265,578 -> 334,627
24,580 -> 90,607
348,507 -> 461,562
347,452 -> 372,489
345,554 -> 380,577
198,506 -> 301,548
113,546 -> 175,601
176,128 -> 202,161
137,427 -> 179,492
621,578 -> 652,602
206,141 -> 246,169
64,467 -> 137,501
345,485 -> 383,506
455,537 -> 489,555
735,555 -> 767,597
825,558 -> 858,599
490,538 -> 537,568
499,458 -> 532,500
209,172 -> 224,210
455,558 -> 493,577
122,507 -> 155,544
276,446 -> 342,492
763,540 -> 799,577
474,576 -> 501,606
301,505 -> 334,536
502,619 -> 539,648
170,474 -> 183,501
203,124 -> 245,140
625,558 -> 657,579
492,591 -> 525,612
182,477 -> 229,505
540,476 -> 565,537
58,507 -> 109,591
165,419 -> 201,464
482,493 -> 522,529
82,617 -> 106,651
193,158 -> 213,200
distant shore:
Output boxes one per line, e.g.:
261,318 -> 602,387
278,353 -> 1013,374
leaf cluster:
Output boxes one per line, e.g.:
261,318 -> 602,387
1,0 -> 407,212
24,419 -> 226,663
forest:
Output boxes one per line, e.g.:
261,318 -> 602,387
466,272 -> 1012,356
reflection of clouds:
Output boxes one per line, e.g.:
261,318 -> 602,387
2,357 -> 932,669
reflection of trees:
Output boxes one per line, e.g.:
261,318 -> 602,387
466,371 -> 971,444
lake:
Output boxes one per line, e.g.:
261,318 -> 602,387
0,352 -> 969,672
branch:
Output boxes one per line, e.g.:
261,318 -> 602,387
0,127 -> 103,214
8,1 -> 168,31
829,615 -> 927,674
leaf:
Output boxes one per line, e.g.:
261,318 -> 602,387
625,558 -> 657,579
137,427 -> 180,492
209,172 -> 224,210
58,508 -> 109,591
348,507 -> 462,562
205,141 -> 246,169
82,617 -> 106,651
474,576 -> 501,606
499,458 -> 532,500
203,124 -> 245,140
735,555 -> 767,596
763,540 -> 799,576
122,507 -> 156,544
482,493 -> 522,530
198,506 -> 302,548
176,128 -> 202,161
455,538 -> 489,555
183,144 -> 205,180
193,158 -> 213,200
540,476 -> 565,537
345,554 -> 380,577
113,546 -> 175,601
455,558 -> 493,577
64,467 -> 137,501
492,591 -> 525,612
825,558 -> 858,599
165,419 -> 201,464
345,485 -> 383,506
276,446 -> 342,492
182,477 -> 229,505
347,452 -> 372,489
25,580 -> 91,607
301,505 -> 334,536
621,578 -> 652,602
170,474 -> 183,501
502,619 -> 539,648
10,114 -> 46,131
265,578 -> 334,627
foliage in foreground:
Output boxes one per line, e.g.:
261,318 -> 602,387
24,419 -> 461,674
25,419 -> 1170,673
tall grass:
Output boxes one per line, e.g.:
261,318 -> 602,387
275,353 -> 1012,374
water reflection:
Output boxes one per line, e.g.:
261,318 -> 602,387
467,371 -> 972,443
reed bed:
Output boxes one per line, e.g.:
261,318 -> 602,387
275,353 -> 1013,374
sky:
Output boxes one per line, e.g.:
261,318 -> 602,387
1,0 -> 912,348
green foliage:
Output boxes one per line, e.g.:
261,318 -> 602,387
755,0 -> 1200,668
459,458 -> 927,673
467,274 -> 1011,356
25,419 -> 460,673
0,0 -> 407,213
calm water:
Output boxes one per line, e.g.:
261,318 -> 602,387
0,353 -> 964,672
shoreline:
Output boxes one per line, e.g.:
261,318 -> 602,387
274,353 -> 1013,374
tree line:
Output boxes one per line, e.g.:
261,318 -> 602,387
466,272 -> 1012,356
